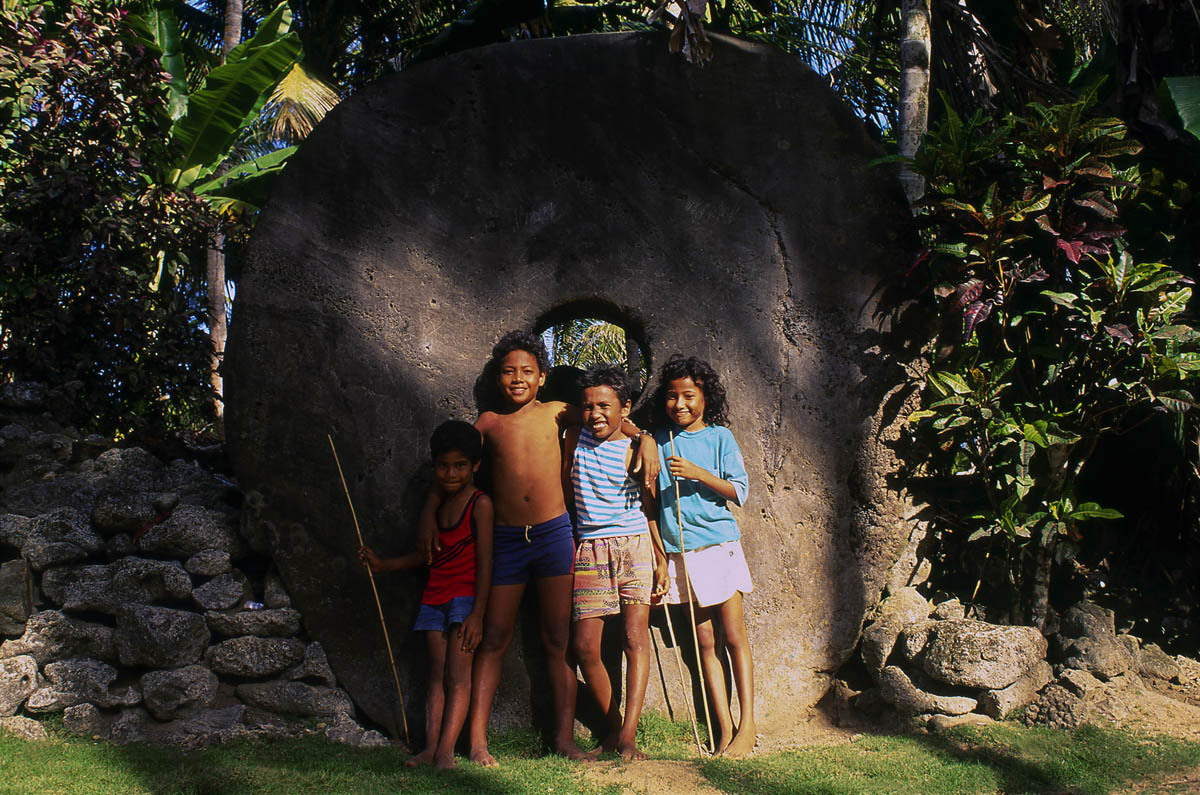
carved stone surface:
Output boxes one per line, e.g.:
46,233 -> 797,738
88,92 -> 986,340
225,32 -> 918,731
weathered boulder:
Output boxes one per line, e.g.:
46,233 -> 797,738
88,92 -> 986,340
91,493 -> 167,536
138,505 -> 243,560
115,606 -> 210,669
0,714 -> 48,741
41,558 -> 193,613
324,712 -> 389,748
978,660 -> 1053,719
192,571 -> 251,611
285,642 -> 336,687
109,706 -> 150,745
25,658 -> 140,712
156,704 -> 246,749
0,559 -> 33,636
877,665 -> 977,716
185,549 -> 232,577
12,508 -> 103,572
1022,683 -> 1085,730
208,637 -> 304,678
224,32 -> 917,732
918,620 -> 1047,690
1137,642 -> 1182,682
0,655 -> 40,716
931,598 -> 966,621
926,713 -> 994,732
206,608 -> 302,639
235,681 -> 353,718
862,588 -> 932,674
141,665 -> 219,720
0,610 -> 115,664
63,702 -> 104,736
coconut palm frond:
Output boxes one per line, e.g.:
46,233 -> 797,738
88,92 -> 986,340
264,62 -> 342,143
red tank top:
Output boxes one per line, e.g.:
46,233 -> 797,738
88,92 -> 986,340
422,490 -> 481,605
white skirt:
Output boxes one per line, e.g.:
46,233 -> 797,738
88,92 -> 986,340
660,538 -> 753,608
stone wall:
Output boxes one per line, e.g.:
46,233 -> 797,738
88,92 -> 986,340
0,384 -> 386,748
225,31 -> 921,734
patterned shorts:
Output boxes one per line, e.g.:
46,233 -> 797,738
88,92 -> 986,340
572,533 -> 653,621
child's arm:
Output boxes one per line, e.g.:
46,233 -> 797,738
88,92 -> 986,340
359,546 -> 423,573
556,402 -> 660,486
665,456 -> 742,504
415,490 -> 441,564
667,430 -> 749,505
639,482 -> 670,597
561,426 -> 581,514
461,494 -> 494,653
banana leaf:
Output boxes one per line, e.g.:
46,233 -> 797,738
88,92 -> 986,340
193,146 -> 298,211
1164,76 -> 1200,143
126,2 -> 188,120
169,2 -> 301,188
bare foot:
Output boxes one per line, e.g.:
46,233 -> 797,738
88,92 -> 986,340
434,752 -> 456,770
720,727 -> 757,758
405,748 -> 436,767
553,739 -> 593,762
616,740 -> 647,762
468,747 -> 498,767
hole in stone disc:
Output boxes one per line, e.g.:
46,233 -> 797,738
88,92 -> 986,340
534,302 -> 649,407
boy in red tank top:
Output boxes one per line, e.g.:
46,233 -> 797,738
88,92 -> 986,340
360,420 -> 494,769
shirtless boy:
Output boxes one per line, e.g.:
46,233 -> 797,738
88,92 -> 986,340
422,330 -> 658,766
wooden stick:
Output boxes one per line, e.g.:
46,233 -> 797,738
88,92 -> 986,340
670,429 -> 715,754
657,593 -> 704,755
328,434 -> 410,747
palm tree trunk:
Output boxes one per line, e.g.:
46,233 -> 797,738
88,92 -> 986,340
899,0 -> 932,204
205,0 -> 242,437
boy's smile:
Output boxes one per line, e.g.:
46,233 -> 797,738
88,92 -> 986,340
581,384 -> 630,442
665,376 -> 706,432
497,349 -> 545,407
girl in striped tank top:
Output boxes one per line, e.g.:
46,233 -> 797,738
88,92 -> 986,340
563,365 -> 669,761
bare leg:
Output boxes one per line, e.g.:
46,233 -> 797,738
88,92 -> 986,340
434,624 -> 476,769
717,592 -> 756,758
693,605 -> 734,754
408,630 -> 446,767
617,603 -> 650,761
467,583 -> 525,766
535,573 -> 589,760
572,616 -> 617,754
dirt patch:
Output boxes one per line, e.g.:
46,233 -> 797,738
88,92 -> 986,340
581,759 -> 725,795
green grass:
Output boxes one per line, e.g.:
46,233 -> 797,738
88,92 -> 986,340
702,723 -> 1200,795
2,717 -> 1198,795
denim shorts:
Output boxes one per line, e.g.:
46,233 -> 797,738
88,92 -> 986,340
413,595 -> 475,632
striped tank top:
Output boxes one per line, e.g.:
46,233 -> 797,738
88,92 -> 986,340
572,429 -> 650,540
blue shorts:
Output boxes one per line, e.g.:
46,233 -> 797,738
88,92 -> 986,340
413,595 -> 475,633
492,512 -> 575,586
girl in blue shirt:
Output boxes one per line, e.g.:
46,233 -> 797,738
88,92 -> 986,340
654,355 -> 757,757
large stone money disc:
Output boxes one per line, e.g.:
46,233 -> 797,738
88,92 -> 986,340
226,31 -> 919,734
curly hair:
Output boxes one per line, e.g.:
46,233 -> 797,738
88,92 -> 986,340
652,355 -> 729,427
577,363 -> 631,406
429,420 -> 482,463
489,330 -> 550,373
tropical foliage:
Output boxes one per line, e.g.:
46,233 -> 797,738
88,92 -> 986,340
0,1 -> 218,437
901,91 -> 1200,628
